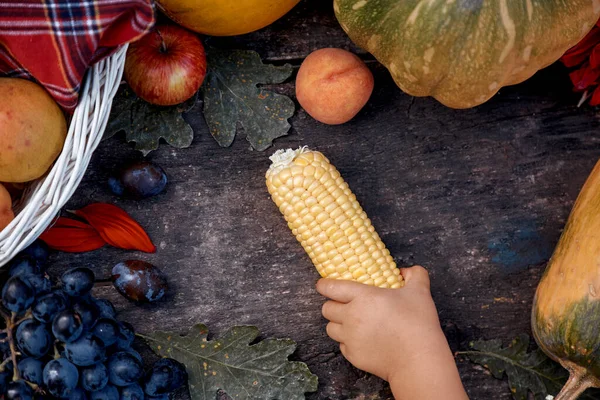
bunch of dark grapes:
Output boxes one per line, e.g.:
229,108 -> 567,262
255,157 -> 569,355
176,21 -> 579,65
0,241 -> 187,400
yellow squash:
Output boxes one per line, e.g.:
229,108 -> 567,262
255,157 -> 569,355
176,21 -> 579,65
157,0 -> 301,36
532,160 -> 600,399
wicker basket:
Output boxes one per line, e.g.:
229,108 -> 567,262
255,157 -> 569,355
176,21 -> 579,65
0,45 -> 128,267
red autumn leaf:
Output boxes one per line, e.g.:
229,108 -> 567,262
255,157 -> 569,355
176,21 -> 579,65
591,86 -> 600,106
569,63 -> 600,91
561,26 -> 600,67
40,217 -> 106,252
75,203 -> 156,253
52,217 -> 92,229
590,44 -> 600,69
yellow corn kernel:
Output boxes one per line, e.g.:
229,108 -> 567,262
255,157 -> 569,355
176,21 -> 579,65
266,147 -> 404,289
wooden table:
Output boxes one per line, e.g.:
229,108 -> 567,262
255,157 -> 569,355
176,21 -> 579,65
48,1 -> 600,399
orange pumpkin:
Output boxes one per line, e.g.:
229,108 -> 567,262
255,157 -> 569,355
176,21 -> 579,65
156,0 -> 301,36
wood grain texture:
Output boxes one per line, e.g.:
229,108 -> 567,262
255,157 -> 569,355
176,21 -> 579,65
44,1 -> 600,399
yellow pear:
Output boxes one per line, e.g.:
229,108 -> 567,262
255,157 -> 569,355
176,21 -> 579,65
0,78 -> 67,182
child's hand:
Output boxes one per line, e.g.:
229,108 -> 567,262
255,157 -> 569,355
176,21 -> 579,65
316,265 -> 468,400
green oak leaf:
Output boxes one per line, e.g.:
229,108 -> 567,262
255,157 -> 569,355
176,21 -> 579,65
105,85 -> 196,156
139,324 -> 318,400
201,49 -> 295,151
458,334 -> 600,400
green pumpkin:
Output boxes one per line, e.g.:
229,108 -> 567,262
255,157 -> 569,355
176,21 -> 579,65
334,0 -> 600,108
532,160 -> 600,399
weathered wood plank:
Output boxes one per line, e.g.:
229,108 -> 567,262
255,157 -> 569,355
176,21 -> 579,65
40,1 -> 600,399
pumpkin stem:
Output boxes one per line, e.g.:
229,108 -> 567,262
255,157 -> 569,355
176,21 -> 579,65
555,369 -> 597,400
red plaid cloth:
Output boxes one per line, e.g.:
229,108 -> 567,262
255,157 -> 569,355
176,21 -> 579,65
0,0 -> 155,112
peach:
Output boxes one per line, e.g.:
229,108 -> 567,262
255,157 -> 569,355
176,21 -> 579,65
0,183 -> 14,231
296,48 -> 374,125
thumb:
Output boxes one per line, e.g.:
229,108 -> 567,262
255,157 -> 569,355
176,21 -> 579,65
400,265 -> 431,289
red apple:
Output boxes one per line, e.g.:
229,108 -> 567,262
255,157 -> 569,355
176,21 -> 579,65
124,24 -> 207,106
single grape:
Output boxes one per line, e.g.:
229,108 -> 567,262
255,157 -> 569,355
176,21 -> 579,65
124,349 -> 143,363
93,318 -> 120,347
94,298 -> 117,319
116,321 -> 134,350
81,362 -> 109,392
43,358 -> 79,398
142,365 -> 171,396
61,267 -> 95,297
18,357 -> 44,385
111,260 -> 168,303
21,240 -> 50,265
16,319 -> 52,358
154,358 -> 187,391
2,275 -> 35,313
32,292 -> 68,323
52,309 -> 84,343
107,351 -> 143,387
52,289 -> 72,305
5,380 -> 34,400
146,395 -> 169,400
72,300 -> 99,330
89,384 -> 119,400
64,332 -> 106,366
66,387 -> 88,400
22,273 -> 52,296
109,161 -> 167,199
119,383 -> 144,400
0,369 -> 11,395
8,255 -> 42,277
143,358 -> 188,396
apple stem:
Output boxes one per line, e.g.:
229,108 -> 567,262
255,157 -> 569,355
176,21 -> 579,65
156,28 -> 168,53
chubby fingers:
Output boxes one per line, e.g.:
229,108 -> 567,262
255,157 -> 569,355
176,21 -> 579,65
316,278 -> 371,303
326,322 -> 344,343
322,300 -> 345,323
400,265 -> 430,288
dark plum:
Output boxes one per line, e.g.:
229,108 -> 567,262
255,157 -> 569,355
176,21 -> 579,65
111,260 -> 168,303
109,161 -> 167,199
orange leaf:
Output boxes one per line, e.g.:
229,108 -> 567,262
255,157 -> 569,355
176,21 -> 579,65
75,203 -> 156,253
40,218 -> 107,253
52,217 -> 93,229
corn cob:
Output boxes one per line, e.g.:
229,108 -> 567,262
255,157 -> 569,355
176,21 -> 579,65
266,147 -> 404,289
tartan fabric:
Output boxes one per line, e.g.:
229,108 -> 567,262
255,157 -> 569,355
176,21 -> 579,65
0,0 -> 155,112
